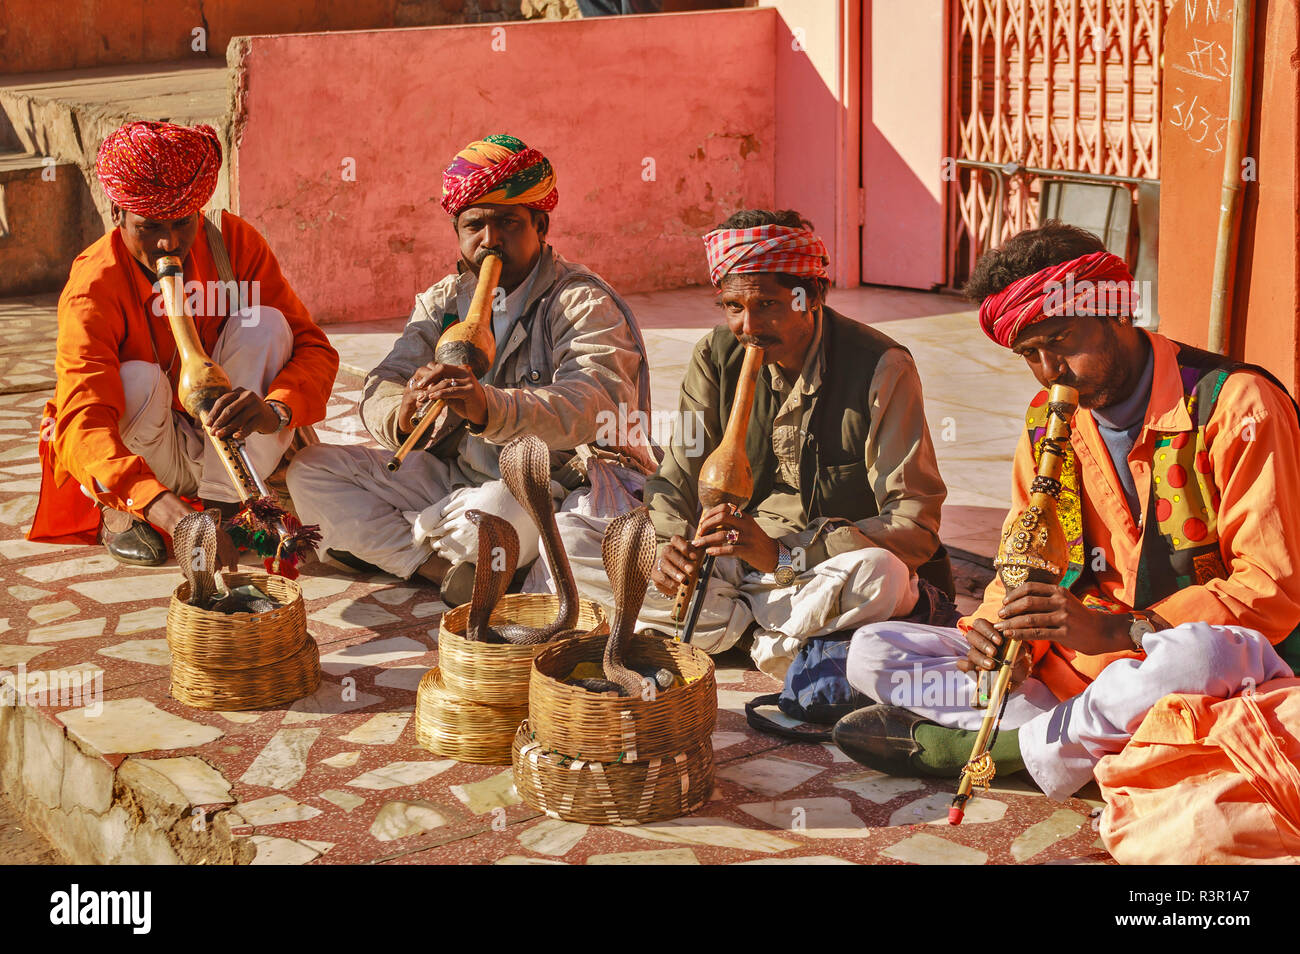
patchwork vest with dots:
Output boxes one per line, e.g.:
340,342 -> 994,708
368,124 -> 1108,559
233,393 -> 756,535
1025,343 -> 1300,611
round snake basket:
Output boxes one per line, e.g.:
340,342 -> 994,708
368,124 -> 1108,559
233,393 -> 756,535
414,668 -> 527,764
166,572 -> 321,710
527,631 -> 717,763
438,594 -> 608,706
512,721 -> 714,825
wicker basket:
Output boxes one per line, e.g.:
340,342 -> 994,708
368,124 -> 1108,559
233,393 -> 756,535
170,633 -> 320,710
167,573 -> 307,670
512,721 -> 714,825
438,594 -> 608,706
414,668 -> 526,764
527,632 -> 716,763
166,572 -> 321,711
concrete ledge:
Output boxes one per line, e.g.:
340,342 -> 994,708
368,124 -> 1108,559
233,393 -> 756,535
0,700 -> 254,865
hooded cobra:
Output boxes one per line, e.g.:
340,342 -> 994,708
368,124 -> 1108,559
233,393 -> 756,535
568,506 -> 659,698
461,435 -> 580,644
174,510 -> 278,613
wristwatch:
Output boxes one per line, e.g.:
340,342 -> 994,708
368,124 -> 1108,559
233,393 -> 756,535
1125,612 -> 1157,652
267,400 -> 292,432
774,542 -> 796,587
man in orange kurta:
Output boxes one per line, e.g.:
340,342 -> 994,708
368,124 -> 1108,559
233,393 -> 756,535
837,222 -> 1299,800
28,121 -> 338,566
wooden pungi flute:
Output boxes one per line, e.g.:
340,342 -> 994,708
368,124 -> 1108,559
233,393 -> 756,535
155,255 -> 319,575
949,383 -> 1078,824
387,253 -> 502,472
674,344 -> 764,643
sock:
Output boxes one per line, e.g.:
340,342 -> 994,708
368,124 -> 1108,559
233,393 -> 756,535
911,723 -> 1025,778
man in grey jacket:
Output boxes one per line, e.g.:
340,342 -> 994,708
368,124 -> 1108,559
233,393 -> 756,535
288,135 -> 654,598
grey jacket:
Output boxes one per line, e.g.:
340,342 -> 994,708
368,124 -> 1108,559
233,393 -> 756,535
361,245 -> 656,483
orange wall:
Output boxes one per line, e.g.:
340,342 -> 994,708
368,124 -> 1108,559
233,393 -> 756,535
1157,0 -> 1300,393
0,0 -> 493,74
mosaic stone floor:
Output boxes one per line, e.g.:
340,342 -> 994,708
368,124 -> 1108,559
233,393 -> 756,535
0,371 -> 1114,865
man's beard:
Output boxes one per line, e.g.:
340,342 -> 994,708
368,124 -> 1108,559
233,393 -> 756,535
1076,338 -> 1133,409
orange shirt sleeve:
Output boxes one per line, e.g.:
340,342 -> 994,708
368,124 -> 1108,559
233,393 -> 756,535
1151,371 -> 1300,642
222,213 -> 338,426
52,285 -> 170,518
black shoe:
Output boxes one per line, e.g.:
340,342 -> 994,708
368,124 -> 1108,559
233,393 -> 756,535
440,561 -> 477,607
99,510 -> 167,567
832,704 -> 943,777
325,548 -> 383,574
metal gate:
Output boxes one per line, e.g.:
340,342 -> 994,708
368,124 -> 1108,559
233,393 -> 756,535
947,0 -> 1172,285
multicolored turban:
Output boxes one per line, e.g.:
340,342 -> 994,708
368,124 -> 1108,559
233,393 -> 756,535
95,121 -> 222,221
440,134 -> 559,218
978,250 -> 1136,348
702,224 -> 830,287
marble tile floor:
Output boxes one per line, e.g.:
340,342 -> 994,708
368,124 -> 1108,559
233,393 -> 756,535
0,372 -> 1108,865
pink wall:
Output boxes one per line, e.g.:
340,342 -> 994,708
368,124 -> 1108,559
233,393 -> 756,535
861,0 -> 947,289
768,0 -> 859,288
231,11 -> 778,323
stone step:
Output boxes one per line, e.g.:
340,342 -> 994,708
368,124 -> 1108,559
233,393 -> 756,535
0,60 -> 230,229
0,151 -> 100,297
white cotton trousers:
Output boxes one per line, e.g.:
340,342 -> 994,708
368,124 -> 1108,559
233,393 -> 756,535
109,305 -> 295,504
614,544 -> 919,680
846,619 -> 1293,799
286,442 -> 563,580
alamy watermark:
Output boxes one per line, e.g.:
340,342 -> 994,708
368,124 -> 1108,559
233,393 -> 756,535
0,664 -> 103,716
151,279 -> 262,323
1042,275 -> 1152,323
594,404 -> 705,458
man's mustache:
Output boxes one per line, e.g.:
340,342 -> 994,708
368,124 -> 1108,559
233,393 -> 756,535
738,335 -> 775,349
474,247 -> 505,266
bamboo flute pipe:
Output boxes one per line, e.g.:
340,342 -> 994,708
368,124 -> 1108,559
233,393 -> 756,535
675,344 -> 764,643
387,253 -> 502,472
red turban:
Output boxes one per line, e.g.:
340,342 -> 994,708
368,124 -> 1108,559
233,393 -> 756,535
978,250 -> 1136,348
703,224 -> 830,286
95,121 -> 222,221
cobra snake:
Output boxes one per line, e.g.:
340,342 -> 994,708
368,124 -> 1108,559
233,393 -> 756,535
568,506 -> 659,698
174,510 -> 278,614
462,435 -> 580,644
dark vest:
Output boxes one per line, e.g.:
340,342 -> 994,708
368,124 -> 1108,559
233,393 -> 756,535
708,308 -> 953,594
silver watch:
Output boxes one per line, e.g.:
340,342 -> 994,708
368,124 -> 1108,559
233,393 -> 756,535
774,542 -> 796,587
1127,613 -> 1156,652
268,400 -> 292,432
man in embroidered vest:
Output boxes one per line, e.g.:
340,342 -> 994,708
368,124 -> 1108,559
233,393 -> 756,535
836,221 -> 1300,800
608,209 -> 951,679
286,135 -> 655,599
28,120 -> 339,568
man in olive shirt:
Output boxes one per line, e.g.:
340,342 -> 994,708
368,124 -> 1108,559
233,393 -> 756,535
629,209 -> 951,678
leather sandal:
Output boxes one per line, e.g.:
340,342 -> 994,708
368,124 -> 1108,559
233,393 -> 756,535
832,705 -> 945,777
98,506 -> 167,567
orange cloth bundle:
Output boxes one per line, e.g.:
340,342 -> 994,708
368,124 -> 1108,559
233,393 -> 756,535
1096,677 -> 1300,864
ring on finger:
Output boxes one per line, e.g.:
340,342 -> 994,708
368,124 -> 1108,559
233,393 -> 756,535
725,528 -> 740,545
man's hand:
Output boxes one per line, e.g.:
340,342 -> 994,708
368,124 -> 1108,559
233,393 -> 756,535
143,492 -> 240,571
691,503 -> 780,573
398,362 -> 488,432
652,535 -> 704,597
957,617 -> 1032,691
994,581 -> 1132,656
213,526 -> 240,572
203,387 -> 279,440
